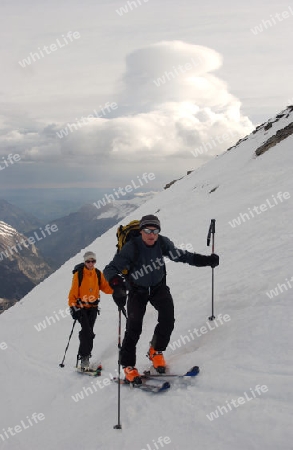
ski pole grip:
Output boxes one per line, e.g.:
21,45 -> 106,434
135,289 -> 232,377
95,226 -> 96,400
207,219 -> 216,246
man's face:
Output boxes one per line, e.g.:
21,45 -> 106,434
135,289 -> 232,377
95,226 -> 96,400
140,227 -> 160,246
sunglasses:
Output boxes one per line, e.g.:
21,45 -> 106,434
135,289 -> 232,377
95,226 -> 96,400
142,228 -> 160,235
85,259 -> 96,264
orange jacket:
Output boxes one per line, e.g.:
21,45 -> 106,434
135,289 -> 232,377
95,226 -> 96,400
68,267 -> 113,308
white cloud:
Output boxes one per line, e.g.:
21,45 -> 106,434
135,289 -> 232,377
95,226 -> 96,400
0,41 -> 254,186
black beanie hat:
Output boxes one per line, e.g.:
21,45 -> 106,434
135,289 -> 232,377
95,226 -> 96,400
139,214 -> 161,231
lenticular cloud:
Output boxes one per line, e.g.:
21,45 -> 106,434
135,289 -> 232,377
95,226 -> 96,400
2,41 -> 254,182
60,41 -> 253,167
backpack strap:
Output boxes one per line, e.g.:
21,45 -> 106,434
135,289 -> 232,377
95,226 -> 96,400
77,267 -> 83,287
95,268 -> 101,286
76,264 -> 101,287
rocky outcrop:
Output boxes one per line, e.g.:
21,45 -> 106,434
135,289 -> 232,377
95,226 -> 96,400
255,121 -> 293,156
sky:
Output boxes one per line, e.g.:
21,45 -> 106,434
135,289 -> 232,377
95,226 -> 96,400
1,0 -> 293,191
0,105 -> 292,449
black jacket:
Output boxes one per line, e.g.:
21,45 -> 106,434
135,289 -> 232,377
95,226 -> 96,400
103,235 -> 208,288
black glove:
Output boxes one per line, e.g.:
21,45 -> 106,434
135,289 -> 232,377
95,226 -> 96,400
70,306 -> 82,320
109,276 -> 127,310
193,253 -> 219,268
207,253 -> 219,268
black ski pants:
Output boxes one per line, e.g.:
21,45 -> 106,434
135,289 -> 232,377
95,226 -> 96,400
120,282 -> 175,367
77,308 -> 98,357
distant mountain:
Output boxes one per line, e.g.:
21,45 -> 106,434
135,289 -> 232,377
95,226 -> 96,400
1,187 -> 154,221
29,193 -> 155,271
0,193 -> 156,312
0,198 -> 42,234
0,221 -> 52,312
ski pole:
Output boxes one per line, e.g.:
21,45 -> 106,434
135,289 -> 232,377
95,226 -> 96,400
207,219 -> 216,321
114,308 -> 123,430
59,320 -> 77,368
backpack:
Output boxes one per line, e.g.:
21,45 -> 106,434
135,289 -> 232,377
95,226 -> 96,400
116,220 -> 141,253
115,220 -> 167,276
72,262 -> 101,287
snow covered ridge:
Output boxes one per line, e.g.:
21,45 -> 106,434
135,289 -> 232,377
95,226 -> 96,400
96,191 -> 156,220
255,121 -> 293,156
0,223 -> 58,261
0,221 -> 16,237
226,104 -> 293,155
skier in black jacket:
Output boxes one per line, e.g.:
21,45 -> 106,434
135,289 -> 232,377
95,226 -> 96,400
103,214 -> 219,384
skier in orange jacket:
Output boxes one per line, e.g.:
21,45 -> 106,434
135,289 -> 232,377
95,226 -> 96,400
68,251 -> 113,370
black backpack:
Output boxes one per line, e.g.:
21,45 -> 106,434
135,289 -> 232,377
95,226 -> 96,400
72,262 -> 101,286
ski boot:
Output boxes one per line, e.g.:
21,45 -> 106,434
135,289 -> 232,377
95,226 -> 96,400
147,346 -> 166,373
123,366 -> 142,385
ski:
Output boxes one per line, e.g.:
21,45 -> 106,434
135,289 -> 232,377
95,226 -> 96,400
143,365 -> 200,381
76,363 -> 102,377
112,377 -> 170,393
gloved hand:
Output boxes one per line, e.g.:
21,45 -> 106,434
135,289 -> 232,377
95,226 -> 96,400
193,253 -> 219,268
109,276 -> 127,310
207,253 -> 219,268
70,306 -> 82,320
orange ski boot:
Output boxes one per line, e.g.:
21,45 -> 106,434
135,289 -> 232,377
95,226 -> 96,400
123,366 -> 142,384
148,346 -> 166,373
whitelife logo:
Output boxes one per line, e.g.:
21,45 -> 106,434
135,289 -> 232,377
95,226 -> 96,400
93,172 -> 155,209
0,153 -> 21,171
168,314 -> 231,351
0,413 -> 45,443
206,385 -> 268,421
18,31 -> 80,67
0,224 -> 58,261
116,0 -> 150,16
56,102 -> 118,139
153,57 -> 200,87
266,276 -> 293,299
251,6 -> 293,35
228,191 -> 290,228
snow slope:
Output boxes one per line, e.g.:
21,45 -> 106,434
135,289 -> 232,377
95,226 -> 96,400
0,108 -> 293,450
